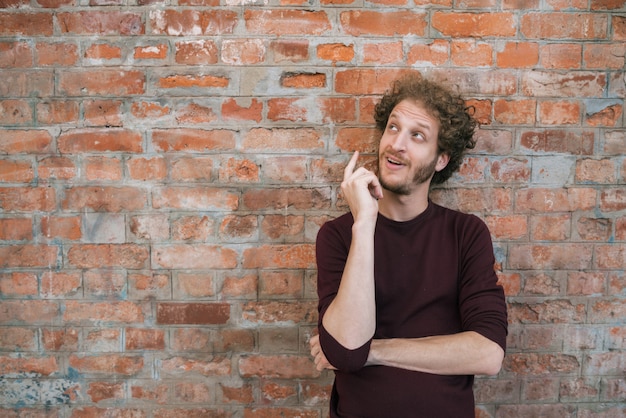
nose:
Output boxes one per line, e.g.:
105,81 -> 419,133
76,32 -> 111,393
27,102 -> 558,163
389,130 -> 408,152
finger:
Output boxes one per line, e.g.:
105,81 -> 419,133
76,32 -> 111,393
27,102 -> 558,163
368,176 -> 384,200
343,151 -> 360,181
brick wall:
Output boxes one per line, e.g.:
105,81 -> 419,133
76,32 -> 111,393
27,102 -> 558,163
1,0 -> 625,416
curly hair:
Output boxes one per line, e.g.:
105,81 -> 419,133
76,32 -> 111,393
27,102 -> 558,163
373,73 -> 477,185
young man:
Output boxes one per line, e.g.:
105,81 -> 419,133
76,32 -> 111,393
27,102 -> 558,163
310,74 -> 508,417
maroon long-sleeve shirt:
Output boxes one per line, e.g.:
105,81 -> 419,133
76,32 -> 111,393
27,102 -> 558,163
316,201 -> 508,418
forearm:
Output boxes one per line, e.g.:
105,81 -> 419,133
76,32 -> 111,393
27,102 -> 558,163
321,221 -> 376,350
366,331 -> 505,376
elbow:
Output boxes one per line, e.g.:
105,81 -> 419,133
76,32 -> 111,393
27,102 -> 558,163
480,344 -> 505,376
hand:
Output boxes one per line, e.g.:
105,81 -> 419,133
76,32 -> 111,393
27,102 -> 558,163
309,333 -> 336,371
341,152 -> 383,224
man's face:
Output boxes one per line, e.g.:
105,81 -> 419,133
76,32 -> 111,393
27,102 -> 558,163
378,99 -> 448,196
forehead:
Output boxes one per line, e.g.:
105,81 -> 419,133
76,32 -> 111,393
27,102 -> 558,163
389,99 -> 439,131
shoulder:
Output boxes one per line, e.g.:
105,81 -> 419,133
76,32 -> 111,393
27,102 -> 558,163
430,202 -> 490,236
317,212 -> 353,242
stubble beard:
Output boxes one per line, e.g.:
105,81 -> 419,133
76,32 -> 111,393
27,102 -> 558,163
378,154 -> 439,196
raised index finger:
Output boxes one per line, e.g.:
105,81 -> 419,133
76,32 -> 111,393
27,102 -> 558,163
343,151 -> 360,180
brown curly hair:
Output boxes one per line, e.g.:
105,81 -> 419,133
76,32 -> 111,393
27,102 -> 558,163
373,73 -> 477,185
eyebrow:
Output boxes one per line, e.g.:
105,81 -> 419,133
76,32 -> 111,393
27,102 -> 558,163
388,112 -> 434,133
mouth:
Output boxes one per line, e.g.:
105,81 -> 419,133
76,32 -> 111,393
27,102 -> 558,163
383,153 -> 406,167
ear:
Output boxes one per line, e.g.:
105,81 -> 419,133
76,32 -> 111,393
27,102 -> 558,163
435,153 -> 450,172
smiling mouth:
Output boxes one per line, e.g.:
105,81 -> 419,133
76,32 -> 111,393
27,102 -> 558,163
384,154 -> 406,166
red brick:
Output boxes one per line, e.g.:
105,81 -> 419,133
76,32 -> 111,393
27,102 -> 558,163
84,156 -> 122,181
0,300 -> 59,323
530,214 -> 571,241
270,39 -> 309,62
614,15 -> 626,40
174,272 -> 215,298
432,11 -> 516,37
37,100 -> 80,124
567,271 -> 606,295
363,41 -> 403,65
67,244 -> 149,269
131,101 -> 170,119
244,10 -> 330,36
152,187 -> 238,211
172,216 -> 215,241
407,39 -> 449,66
0,272 -> 37,296
335,68 -> 411,95
490,157 -> 531,183
585,103 -> 622,127
451,40 -> 493,67
126,328 -> 166,350
243,188 -> 329,211
268,98 -> 307,122
0,41 -> 32,68
36,42 -> 79,66
41,271 -> 81,297
485,215 -> 528,240
62,186 -> 146,211
243,128 -> 323,152
259,270 -> 303,298
173,382 -> 212,403
58,129 -> 142,153
221,98 -> 263,122
281,72 -> 326,89
600,188 -> 626,211
59,70 -> 145,96
70,354 -> 144,375
134,43 -> 168,59
218,157 -> 258,182
584,43 -> 626,70
521,12 -> 607,39
88,382 -> 125,403
0,12 -> 53,36
317,43 -> 354,62
84,100 -> 123,127
220,383 -> 254,404
522,70 -> 606,97
508,244 -> 593,270
85,43 -> 122,60
539,100 -> 581,125
152,244 -> 237,269
0,159 -> 34,183
494,99 -> 537,125
243,408 -> 319,418
42,327 -> 79,351
57,11 -> 143,35
221,273 -> 258,298
160,356 -> 231,376
64,301 -> 144,324
150,9 -> 237,36
0,70 -> 53,98
540,43 -> 582,69
175,40 -> 218,65
41,215 -> 81,240
0,244 -> 58,268
0,99 -> 33,125
520,130 -> 594,155
242,300 -> 317,324
158,74 -> 229,89
0,355 -> 58,376
239,355 -> 319,379
84,270 -> 126,298
222,39 -> 265,65
497,42 -> 539,68
152,128 -> 235,152
341,10 -> 426,36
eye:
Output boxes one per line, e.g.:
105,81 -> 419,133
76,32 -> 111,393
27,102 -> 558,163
387,123 -> 398,132
412,132 -> 425,141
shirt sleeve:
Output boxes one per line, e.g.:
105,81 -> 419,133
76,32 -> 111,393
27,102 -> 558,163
315,216 -> 372,372
457,215 -> 508,351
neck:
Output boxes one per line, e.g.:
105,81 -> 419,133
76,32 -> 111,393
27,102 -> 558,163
377,186 -> 430,222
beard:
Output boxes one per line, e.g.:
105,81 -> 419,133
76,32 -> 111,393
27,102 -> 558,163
378,153 -> 438,196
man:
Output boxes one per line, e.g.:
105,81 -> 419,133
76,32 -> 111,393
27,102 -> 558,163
309,74 -> 508,417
